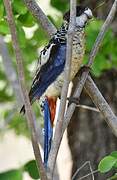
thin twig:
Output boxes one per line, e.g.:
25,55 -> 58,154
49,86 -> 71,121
23,0 -> 56,37
88,161 -> 95,180
47,0 -> 76,179
3,1 -> 47,179
78,170 -> 98,180
47,0 -> 117,176
76,104 -> 100,112
72,161 -> 91,180
85,76 -> 117,137
72,161 -> 95,180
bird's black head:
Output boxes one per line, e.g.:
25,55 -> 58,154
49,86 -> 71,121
63,6 -> 85,22
63,5 -> 93,23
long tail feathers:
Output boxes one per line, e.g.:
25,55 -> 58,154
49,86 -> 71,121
20,96 -> 57,167
43,97 -> 57,167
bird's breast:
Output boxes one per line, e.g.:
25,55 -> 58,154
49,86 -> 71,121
70,29 -> 85,80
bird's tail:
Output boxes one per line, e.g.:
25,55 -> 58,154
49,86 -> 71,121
46,97 -> 57,126
20,96 -> 57,167
43,97 -> 57,167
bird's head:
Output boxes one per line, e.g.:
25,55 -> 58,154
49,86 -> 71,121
63,5 -> 93,28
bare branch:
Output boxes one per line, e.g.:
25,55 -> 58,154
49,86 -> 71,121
85,76 -> 117,137
72,161 -> 96,180
23,0 -> 56,37
78,170 -> 98,180
89,161 -> 95,180
76,104 -> 100,112
47,0 -> 76,179
3,1 -> 47,179
47,0 -> 117,176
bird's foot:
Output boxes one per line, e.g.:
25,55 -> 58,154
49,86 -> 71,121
67,97 -> 79,105
79,65 -> 91,74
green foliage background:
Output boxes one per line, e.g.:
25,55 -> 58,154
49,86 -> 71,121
0,0 -> 117,179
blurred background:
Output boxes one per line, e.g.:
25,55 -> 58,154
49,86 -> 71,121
0,0 -> 117,179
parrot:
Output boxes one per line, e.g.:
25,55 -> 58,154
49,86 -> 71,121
20,5 -> 93,166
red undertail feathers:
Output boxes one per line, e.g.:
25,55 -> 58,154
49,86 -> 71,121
46,97 -> 57,126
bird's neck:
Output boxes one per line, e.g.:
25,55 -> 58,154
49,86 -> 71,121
53,21 -> 84,44
52,21 -> 68,44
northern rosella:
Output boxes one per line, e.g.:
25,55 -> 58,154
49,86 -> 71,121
20,6 -> 93,165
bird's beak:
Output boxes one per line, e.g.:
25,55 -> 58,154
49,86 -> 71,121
84,8 -> 93,19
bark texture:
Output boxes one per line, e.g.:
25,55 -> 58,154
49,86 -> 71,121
68,70 -> 117,179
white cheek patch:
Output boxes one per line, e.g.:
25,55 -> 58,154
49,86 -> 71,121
40,43 -> 55,66
32,43 -> 55,87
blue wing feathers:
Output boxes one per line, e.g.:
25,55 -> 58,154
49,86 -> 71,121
30,45 -> 66,101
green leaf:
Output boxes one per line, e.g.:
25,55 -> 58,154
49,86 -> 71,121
0,1 -> 4,19
50,0 -> 69,12
0,169 -> 23,180
8,112 -> 29,137
22,44 -> 38,63
98,156 -> 117,173
24,160 -> 40,179
0,20 -> 9,35
110,151 -> 117,169
16,25 -> 26,48
110,151 -> 117,168
111,151 -> 117,158
13,0 -> 27,15
33,28 -> 48,46
0,89 -> 13,102
18,12 -> 35,27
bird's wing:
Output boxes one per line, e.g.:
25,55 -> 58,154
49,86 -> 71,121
33,42 -> 56,80
29,43 -> 66,103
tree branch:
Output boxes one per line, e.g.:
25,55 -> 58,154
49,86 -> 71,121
85,76 -> 117,137
47,0 -> 117,177
23,0 -> 56,37
3,1 -> 47,179
47,0 -> 76,179
76,104 -> 100,112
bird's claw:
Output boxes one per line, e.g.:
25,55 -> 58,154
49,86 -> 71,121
67,97 -> 79,105
79,65 -> 91,74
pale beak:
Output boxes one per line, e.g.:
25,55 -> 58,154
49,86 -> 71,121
84,8 -> 93,19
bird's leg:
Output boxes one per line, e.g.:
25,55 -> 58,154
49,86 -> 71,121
67,97 -> 80,105
58,96 -> 79,105
79,65 -> 91,74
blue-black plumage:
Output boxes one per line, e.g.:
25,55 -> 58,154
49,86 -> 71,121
29,44 -> 66,102
20,44 -> 66,114
43,98 -> 53,167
